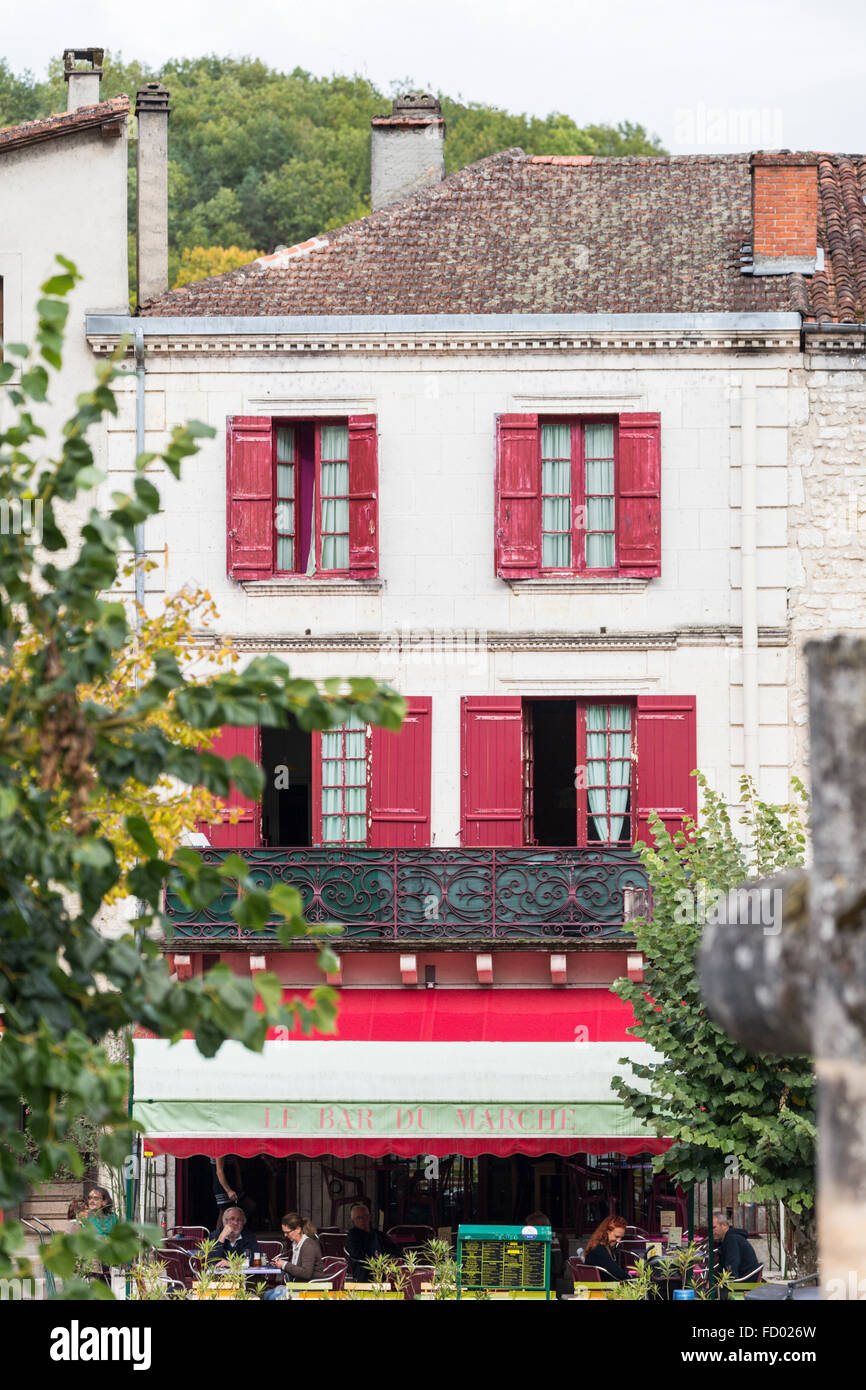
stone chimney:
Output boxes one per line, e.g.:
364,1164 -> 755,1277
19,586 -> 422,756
63,48 -> 103,111
370,94 -> 445,212
750,151 -> 818,275
135,83 -> 171,306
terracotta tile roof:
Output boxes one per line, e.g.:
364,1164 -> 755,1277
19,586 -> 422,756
807,156 -> 866,323
0,97 -> 129,155
138,147 -> 865,323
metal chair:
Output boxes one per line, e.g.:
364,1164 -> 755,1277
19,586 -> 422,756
21,1217 -> 57,1298
322,1164 -> 367,1228
321,1256 -> 348,1290
567,1259 -> 603,1282
155,1247 -> 193,1288
319,1231 -> 351,1258
397,1264 -> 435,1300
387,1223 -> 435,1248
259,1240 -> 282,1264
168,1225 -> 209,1243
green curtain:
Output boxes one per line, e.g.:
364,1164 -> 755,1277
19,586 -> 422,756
586,703 -> 631,842
584,423 -> 615,569
320,714 -> 366,843
541,423 -> 572,568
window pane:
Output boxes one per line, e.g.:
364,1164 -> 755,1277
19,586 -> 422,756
584,438 -> 615,569
584,423 -> 614,460
276,535 -> 294,569
321,535 -> 349,570
543,534 -> 571,567
276,427 -> 295,463
541,423 -> 571,460
321,425 -> 349,462
276,463 -> 295,499
542,497 -> 571,533
322,732 -> 342,759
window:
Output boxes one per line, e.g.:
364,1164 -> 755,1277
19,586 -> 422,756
540,421 -> 616,571
523,699 -> 633,846
461,695 -> 696,848
226,414 -> 378,582
197,700 -> 432,849
320,714 -> 368,845
495,412 -> 661,580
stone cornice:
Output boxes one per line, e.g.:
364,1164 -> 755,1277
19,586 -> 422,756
87,326 -> 801,357
191,625 -> 789,653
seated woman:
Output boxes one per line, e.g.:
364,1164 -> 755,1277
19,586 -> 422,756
582,1216 -> 630,1281
263,1213 -> 325,1300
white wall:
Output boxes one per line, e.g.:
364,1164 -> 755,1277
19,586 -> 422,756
98,344 -> 799,826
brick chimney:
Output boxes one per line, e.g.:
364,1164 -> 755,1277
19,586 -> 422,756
370,94 -> 445,212
135,83 -> 171,306
750,152 -> 819,275
63,48 -> 103,111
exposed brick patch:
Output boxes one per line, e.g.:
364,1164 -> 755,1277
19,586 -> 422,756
0,96 -> 130,154
752,155 -> 818,260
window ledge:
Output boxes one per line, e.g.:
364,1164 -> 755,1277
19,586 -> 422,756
241,577 -> 383,596
506,577 -> 650,594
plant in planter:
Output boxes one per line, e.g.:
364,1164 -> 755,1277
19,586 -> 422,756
607,1257 -> 659,1301
421,1238 -> 458,1300
130,1251 -> 185,1300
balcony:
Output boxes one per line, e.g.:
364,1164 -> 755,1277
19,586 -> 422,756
164,847 -> 650,943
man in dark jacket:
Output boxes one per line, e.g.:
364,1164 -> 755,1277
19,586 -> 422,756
344,1202 -> 400,1280
712,1212 -> 761,1278
208,1206 -> 261,1266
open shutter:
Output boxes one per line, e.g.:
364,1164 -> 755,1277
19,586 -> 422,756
495,414 -> 540,579
461,696 -> 523,846
369,697 -> 432,848
347,413 -> 378,578
195,725 -> 262,848
617,412 -> 661,577
634,696 -> 696,845
226,416 -> 274,581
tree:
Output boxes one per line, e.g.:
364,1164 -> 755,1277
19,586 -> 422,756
0,259 -> 404,1294
612,774 -> 816,1272
2,52 -> 667,276
174,246 -> 263,288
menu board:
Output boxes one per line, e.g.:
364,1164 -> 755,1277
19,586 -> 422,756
459,1237 -> 547,1291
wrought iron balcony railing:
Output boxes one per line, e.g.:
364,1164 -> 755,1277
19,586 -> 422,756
164,847 -> 650,943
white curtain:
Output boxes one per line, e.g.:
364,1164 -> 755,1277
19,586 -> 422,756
584,423 -> 615,569
586,703 -> 631,842
320,714 -> 366,844
541,423 -> 572,568
320,424 -> 350,571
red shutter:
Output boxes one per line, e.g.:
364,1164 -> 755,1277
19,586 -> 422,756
347,413 -> 378,578
196,725 -> 262,848
617,412 -> 661,577
369,697 -> 432,848
461,696 -> 523,846
226,416 -> 274,581
495,414 -> 540,579
634,696 -> 696,845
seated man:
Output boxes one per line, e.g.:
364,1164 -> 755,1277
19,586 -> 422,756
712,1211 -> 761,1279
208,1206 -> 261,1267
344,1202 -> 400,1281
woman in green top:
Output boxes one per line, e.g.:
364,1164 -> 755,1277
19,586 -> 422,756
84,1185 -> 118,1280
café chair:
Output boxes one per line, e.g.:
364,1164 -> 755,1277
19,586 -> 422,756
321,1256 -> 348,1290
259,1240 -> 282,1263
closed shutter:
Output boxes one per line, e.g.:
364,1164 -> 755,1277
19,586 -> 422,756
495,414 -> 541,579
369,697 -> 432,847
634,696 -> 697,845
347,414 -> 378,578
461,696 -> 523,846
196,725 -> 262,848
617,413 -> 661,577
226,416 -> 274,581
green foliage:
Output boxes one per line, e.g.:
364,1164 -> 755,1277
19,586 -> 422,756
0,260 -> 404,1291
1,53 -> 666,286
612,774 -> 815,1229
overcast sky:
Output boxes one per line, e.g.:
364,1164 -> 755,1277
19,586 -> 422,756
6,0 -> 866,153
